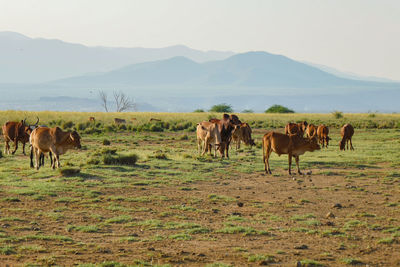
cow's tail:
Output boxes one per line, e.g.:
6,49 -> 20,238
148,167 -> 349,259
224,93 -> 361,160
262,136 -> 265,164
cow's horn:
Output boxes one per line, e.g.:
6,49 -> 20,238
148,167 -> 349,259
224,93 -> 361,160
23,118 -> 27,125
34,117 -> 39,126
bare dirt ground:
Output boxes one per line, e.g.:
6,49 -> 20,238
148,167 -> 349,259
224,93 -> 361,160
0,128 -> 399,266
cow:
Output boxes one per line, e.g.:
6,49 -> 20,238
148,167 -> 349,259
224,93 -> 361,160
149,118 -> 161,122
285,121 -> 308,136
317,125 -> 330,148
305,124 -> 318,141
2,117 -> 39,155
262,132 -> 320,175
209,114 -> 241,158
88,116 -> 96,123
29,127 -> 82,170
231,122 -> 256,150
196,121 -> 222,157
340,124 -> 354,151
114,118 -> 126,124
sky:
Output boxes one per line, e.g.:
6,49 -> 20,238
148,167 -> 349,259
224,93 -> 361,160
1,0 -> 399,80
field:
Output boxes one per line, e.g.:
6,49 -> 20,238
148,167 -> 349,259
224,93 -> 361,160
0,111 -> 400,266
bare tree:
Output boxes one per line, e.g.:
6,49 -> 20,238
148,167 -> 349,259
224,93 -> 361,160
99,90 -> 109,112
113,91 -> 136,112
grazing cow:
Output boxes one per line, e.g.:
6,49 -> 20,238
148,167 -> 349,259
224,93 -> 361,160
150,118 -> 161,122
231,123 -> 256,150
340,124 -> 354,151
88,117 -> 95,123
317,125 -> 330,148
30,127 -> 81,170
2,117 -> 39,155
262,132 -> 320,175
305,124 -> 318,140
285,121 -> 308,136
196,121 -> 222,157
114,118 -> 126,124
209,114 -> 241,158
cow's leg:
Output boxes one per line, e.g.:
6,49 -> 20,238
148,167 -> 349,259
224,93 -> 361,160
295,155 -> 302,175
55,154 -> 60,168
4,140 -> 9,154
22,142 -> 26,155
350,138 -> 354,150
197,139 -> 202,155
288,153 -> 293,175
30,146 -> 34,168
34,148 -> 40,170
225,142 -> 230,159
264,147 -> 272,174
49,151 -> 53,167
201,140 -> 208,156
12,139 -> 18,154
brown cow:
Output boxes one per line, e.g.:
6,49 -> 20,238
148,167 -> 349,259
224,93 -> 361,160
209,114 -> 241,158
305,124 -> 318,140
317,125 -> 330,148
2,117 -> 39,155
196,122 -> 222,157
262,132 -> 320,175
285,121 -> 308,136
339,124 -> 354,151
30,127 -> 81,170
88,116 -> 95,123
114,118 -> 126,124
150,118 -> 161,122
231,122 -> 256,149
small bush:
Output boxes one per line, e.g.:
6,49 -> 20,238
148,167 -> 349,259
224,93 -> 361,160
103,153 -> 138,166
332,111 -> 344,119
59,168 -> 81,177
193,109 -> 205,113
148,151 -> 168,160
209,103 -> 233,113
265,104 -> 294,113
242,109 -> 254,113
102,139 -> 111,146
62,121 -> 75,129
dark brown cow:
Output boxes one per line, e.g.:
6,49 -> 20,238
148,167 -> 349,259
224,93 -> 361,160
262,132 -> 320,175
231,122 -> 256,149
209,114 -> 241,158
340,124 -> 354,151
149,118 -> 161,122
30,127 -> 81,170
88,116 -> 96,123
317,125 -> 330,148
2,118 -> 39,155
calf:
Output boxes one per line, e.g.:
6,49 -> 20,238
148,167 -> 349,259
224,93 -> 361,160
232,122 -> 256,149
340,124 -> 354,150
209,114 -> 241,158
317,125 -> 330,148
196,122 -> 222,157
114,118 -> 126,124
285,121 -> 308,136
262,132 -> 320,175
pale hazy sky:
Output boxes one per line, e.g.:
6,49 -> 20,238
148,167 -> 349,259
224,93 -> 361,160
1,0 -> 399,80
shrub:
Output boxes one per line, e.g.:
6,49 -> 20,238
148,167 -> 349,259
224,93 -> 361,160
193,109 -> 205,113
59,168 -> 81,177
332,111 -> 343,119
102,139 -> 111,146
62,121 -> 75,129
209,103 -> 233,113
103,153 -> 138,166
265,105 -> 294,113
242,109 -> 254,113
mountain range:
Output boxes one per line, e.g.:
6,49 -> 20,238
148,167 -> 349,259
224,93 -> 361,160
0,31 -> 399,112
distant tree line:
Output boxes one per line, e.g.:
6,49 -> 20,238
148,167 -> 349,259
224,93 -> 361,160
193,103 -> 295,113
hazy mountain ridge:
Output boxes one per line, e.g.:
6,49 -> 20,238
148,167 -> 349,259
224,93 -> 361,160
0,31 -> 234,83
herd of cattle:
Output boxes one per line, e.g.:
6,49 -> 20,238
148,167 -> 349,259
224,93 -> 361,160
1,114 -> 354,174
197,114 -> 355,175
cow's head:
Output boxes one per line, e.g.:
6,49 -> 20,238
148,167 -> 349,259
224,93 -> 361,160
307,138 -> 320,152
339,139 -> 346,150
70,131 -> 82,149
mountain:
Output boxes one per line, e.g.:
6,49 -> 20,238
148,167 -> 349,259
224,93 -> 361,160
303,61 -> 399,83
0,31 -> 234,83
0,50 -> 399,112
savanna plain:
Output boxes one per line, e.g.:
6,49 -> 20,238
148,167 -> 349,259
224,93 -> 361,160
0,111 -> 399,267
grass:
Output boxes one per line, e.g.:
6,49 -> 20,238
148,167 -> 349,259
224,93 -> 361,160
1,111 -> 400,265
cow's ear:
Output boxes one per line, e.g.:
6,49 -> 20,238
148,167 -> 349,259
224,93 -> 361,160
201,126 -> 206,130
70,133 -> 75,141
